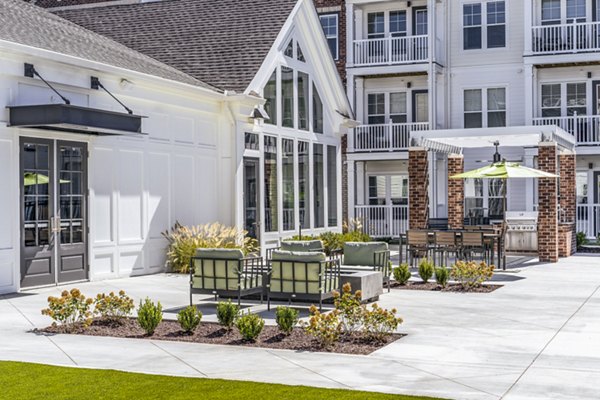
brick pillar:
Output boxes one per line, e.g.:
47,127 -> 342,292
409,148 -> 429,229
558,152 -> 577,256
537,143 -> 559,262
447,154 -> 464,230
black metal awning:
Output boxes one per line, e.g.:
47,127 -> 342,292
7,104 -> 146,136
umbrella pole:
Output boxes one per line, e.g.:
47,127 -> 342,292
502,182 -> 507,271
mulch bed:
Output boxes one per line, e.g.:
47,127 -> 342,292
38,318 -> 403,355
390,281 -> 502,293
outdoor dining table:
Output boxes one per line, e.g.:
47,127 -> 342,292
399,229 -> 505,270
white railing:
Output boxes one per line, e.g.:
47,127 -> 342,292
353,35 -> 429,66
532,21 -> 600,54
577,204 -> 600,239
355,205 -> 408,238
352,122 -> 429,152
533,115 -> 600,145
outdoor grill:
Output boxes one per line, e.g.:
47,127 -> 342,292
505,211 -> 538,252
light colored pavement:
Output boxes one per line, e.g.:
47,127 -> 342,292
1,255 -> 599,400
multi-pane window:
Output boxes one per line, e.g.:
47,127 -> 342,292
542,0 -> 561,24
464,2 -> 505,50
282,139 -> 295,231
390,92 -> 407,123
488,179 -> 506,217
264,136 -> 278,232
319,14 -> 339,60
567,82 -> 586,116
281,66 -> 294,128
368,176 -> 386,205
541,84 -> 562,117
487,88 -> 506,127
368,176 -> 408,206
264,70 -> 277,125
464,4 -> 482,49
313,83 -> 324,134
464,89 -> 483,128
390,11 -> 407,37
566,0 -> 586,22
390,176 -> 409,205
414,9 -> 428,35
465,179 -> 484,218
368,93 -> 385,124
313,144 -> 324,228
298,141 -> 310,229
297,44 -> 306,62
284,40 -> 294,58
576,172 -> 588,204
464,88 -> 506,128
487,2 -> 506,48
327,146 -> 338,227
298,71 -> 309,131
465,178 -> 505,218
368,12 -> 385,38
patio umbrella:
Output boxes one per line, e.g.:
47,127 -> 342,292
450,160 -> 558,269
24,172 -> 70,186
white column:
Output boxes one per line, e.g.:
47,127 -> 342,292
347,159 -> 356,221
356,161 -> 365,205
524,0 -> 533,55
524,63 -> 534,125
355,76 -> 365,123
355,7 -> 363,41
346,3 -> 354,67
524,152 -> 535,211
428,0 -> 436,128
347,72 -> 355,152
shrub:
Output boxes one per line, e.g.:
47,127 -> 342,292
333,283 -> 364,336
275,306 -> 299,335
418,259 -> 435,283
137,298 -> 163,336
287,230 -> 371,256
576,231 -> 587,249
362,303 -> 403,342
392,263 -> 412,285
162,222 -> 259,273
41,288 -> 94,332
94,291 -> 135,322
435,267 -> 449,287
304,305 -> 342,349
216,300 -> 239,331
450,261 -> 494,289
236,311 -> 265,342
177,306 -> 202,333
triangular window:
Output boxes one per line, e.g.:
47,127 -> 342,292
297,43 -> 306,62
284,39 -> 294,58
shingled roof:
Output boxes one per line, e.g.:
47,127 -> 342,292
2,0 -> 215,90
55,0 -> 300,92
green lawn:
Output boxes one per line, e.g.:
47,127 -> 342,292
0,361 -> 444,400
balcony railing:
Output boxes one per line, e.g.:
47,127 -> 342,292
533,115 -> 600,145
355,205 -> 408,238
577,204 -> 600,239
532,21 -> 600,54
353,35 -> 429,66
352,122 -> 429,152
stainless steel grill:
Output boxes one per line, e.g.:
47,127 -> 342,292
506,212 -> 538,251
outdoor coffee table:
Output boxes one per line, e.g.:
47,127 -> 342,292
339,270 -> 383,302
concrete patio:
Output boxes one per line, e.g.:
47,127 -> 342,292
1,254 -> 599,400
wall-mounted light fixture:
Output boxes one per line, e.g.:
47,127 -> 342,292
588,72 -> 593,79
590,163 -> 594,169
407,82 -> 412,88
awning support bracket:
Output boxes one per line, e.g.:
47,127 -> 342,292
24,63 -> 71,105
91,77 -> 133,115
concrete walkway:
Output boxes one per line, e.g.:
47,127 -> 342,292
1,255 -> 599,400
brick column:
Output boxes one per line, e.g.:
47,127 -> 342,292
409,147 -> 429,229
537,143 -> 559,262
558,152 -> 577,256
447,154 -> 464,230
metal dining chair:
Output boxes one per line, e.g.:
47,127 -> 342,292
433,231 -> 459,267
407,230 -> 431,267
460,232 -> 487,263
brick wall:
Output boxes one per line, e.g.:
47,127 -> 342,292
313,0 -> 346,85
558,153 -> 577,256
537,143 -> 559,263
447,154 -> 464,230
409,148 -> 429,230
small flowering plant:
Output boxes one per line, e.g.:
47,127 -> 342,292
304,305 -> 342,349
333,283 -> 364,337
450,261 -> 494,289
94,290 -> 135,322
362,303 -> 403,342
41,288 -> 94,332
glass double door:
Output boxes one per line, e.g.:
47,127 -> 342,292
20,138 -> 88,288
243,158 -> 260,240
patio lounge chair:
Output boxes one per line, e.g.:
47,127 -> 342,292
340,242 -> 390,291
266,240 -> 324,260
267,250 -> 340,311
189,248 -> 264,306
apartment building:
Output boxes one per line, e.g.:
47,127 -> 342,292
314,0 -> 599,243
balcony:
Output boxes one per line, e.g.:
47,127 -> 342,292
353,35 -> 429,67
577,204 -> 600,239
352,122 -> 429,152
355,205 -> 408,238
532,115 -> 600,145
531,21 -> 600,55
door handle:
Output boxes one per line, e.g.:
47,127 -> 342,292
51,217 -> 62,233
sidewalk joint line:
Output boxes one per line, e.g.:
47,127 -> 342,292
500,283 -> 600,399
150,341 -> 208,377
45,336 -> 79,366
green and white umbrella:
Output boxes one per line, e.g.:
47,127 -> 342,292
24,172 -> 70,186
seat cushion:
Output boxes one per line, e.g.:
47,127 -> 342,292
270,251 -> 334,295
280,240 -> 324,252
343,242 -> 388,266
270,277 -> 338,294
271,250 -> 326,262
192,274 -> 262,291
195,248 -> 244,259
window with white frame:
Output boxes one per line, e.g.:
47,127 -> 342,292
566,0 -> 586,22
281,66 -> 294,128
576,171 -> 588,204
368,93 -> 386,124
368,175 -> 408,206
390,92 -> 408,123
465,178 -> 505,219
390,11 -> 407,37
542,0 -> 561,24
368,12 -> 385,39
463,2 -> 506,50
567,82 -> 587,116
368,176 -> 386,206
542,0 -> 588,24
540,82 -> 587,117
541,84 -> 562,117
464,88 -> 506,128
319,14 -> 339,60
264,70 -> 277,125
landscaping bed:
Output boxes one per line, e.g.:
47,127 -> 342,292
390,281 -> 501,293
39,317 -> 403,355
